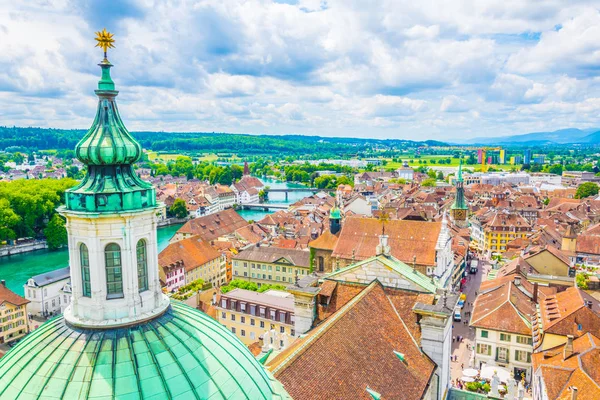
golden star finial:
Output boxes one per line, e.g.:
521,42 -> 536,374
95,28 -> 115,57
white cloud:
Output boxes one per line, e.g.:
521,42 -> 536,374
506,9 -> 600,75
0,0 -> 599,140
440,96 -> 469,113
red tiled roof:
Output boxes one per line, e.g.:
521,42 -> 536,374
268,282 -> 436,400
158,236 -> 221,272
176,209 -> 248,241
532,333 -> 600,399
0,284 -> 29,306
331,217 -> 442,266
308,230 -> 339,251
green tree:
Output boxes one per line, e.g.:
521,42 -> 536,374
421,178 -> 436,187
547,164 -> 563,175
436,171 -> 444,180
44,214 -> 67,250
169,198 -> 188,218
0,199 -> 20,241
231,165 -> 244,181
575,182 -> 599,199
576,273 -> 589,290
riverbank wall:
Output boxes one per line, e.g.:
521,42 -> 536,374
157,217 -> 188,228
0,241 -> 48,257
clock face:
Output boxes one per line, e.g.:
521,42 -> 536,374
454,209 -> 466,220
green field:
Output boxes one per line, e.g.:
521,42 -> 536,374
386,156 -> 520,172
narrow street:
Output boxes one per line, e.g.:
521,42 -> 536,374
450,257 -> 491,383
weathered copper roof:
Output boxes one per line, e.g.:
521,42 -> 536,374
0,302 -> 291,399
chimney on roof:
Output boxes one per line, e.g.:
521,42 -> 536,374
586,300 -> 593,309
564,335 -> 574,360
570,387 -> 578,400
514,276 -> 521,286
515,261 -> 521,276
533,282 -> 539,303
0,280 -> 4,287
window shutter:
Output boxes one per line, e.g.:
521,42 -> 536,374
495,346 -> 499,360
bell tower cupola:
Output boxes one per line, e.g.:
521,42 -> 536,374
59,30 -> 169,328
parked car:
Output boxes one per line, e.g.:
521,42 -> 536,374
453,307 -> 462,322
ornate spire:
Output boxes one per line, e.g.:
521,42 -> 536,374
65,31 -> 156,213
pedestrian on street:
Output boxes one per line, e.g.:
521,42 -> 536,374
453,336 -> 456,342
461,363 -> 464,370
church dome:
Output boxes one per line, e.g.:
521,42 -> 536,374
0,302 -> 290,399
75,59 -> 142,166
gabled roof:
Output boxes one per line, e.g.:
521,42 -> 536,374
532,333 -> 600,399
0,284 -> 29,307
538,287 -> 600,338
29,267 -> 70,287
331,217 -> 442,266
308,230 -> 339,251
268,281 -> 435,400
176,209 -> 249,241
470,275 -> 538,335
324,254 -> 438,294
158,236 -> 222,272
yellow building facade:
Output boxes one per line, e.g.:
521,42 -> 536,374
216,288 -> 295,346
0,283 -> 30,344
232,247 -> 310,287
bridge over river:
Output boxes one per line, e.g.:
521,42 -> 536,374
264,187 -> 320,201
242,203 -> 289,210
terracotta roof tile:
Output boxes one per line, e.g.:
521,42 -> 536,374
158,236 -> 221,272
331,217 -> 441,266
176,209 -> 248,241
0,284 -> 29,306
269,282 -> 435,400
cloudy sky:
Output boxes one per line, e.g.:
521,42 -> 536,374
1,0 -> 600,140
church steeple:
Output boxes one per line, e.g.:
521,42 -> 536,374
450,158 -> 469,226
65,35 -> 155,213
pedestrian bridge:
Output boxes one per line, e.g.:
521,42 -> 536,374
242,203 -> 289,210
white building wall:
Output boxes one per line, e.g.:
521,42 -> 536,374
474,328 -> 533,380
60,207 -> 170,327
24,278 -> 69,316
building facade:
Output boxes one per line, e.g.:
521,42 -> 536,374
0,281 -> 29,344
24,267 -> 70,317
216,288 -> 295,346
232,246 -> 311,287
473,327 -> 533,380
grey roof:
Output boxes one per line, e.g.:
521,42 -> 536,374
222,288 -> 295,311
234,246 -> 310,268
29,267 -> 70,287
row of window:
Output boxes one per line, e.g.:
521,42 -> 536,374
79,240 -> 148,300
220,299 -> 292,323
480,330 -> 533,345
234,271 -> 301,283
476,344 -> 532,363
221,312 -> 291,332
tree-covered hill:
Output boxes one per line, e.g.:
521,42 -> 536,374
0,126 -> 445,156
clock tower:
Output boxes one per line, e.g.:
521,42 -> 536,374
450,158 -> 469,227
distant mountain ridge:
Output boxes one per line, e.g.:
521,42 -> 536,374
465,128 -> 600,145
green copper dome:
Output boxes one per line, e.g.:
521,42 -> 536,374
65,60 -> 156,213
76,61 -> 142,166
329,207 -> 341,220
0,302 -> 291,400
